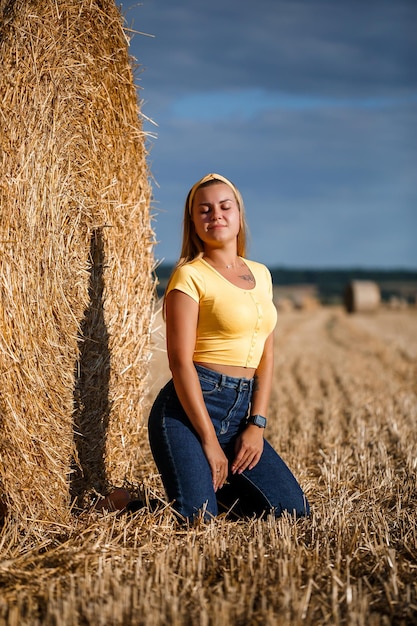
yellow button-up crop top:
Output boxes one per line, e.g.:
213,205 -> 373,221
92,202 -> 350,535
166,257 -> 277,368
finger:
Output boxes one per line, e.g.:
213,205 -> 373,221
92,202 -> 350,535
212,467 -> 219,488
232,452 -> 252,475
237,448 -> 260,473
248,452 -> 261,471
231,448 -> 248,473
213,466 -> 228,491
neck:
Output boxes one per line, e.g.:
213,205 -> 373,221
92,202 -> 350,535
203,251 -> 240,269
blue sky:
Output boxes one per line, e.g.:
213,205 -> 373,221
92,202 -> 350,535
121,0 -> 417,268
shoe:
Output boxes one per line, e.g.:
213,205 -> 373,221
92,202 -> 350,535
93,488 -> 131,512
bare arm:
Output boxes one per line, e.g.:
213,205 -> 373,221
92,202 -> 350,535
231,332 -> 274,474
165,289 -> 228,491
249,331 -> 274,416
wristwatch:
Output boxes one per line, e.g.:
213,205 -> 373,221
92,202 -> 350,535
247,414 -> 267,428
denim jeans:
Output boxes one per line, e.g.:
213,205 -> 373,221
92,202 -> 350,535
148,364 -> 310,522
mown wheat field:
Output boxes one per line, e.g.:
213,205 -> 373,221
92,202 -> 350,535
0,306 -> 416,625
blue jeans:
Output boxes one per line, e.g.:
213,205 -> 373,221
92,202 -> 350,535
148,364 -> 310,522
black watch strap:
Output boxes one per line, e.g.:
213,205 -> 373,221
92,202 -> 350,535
247,414 -> 267,428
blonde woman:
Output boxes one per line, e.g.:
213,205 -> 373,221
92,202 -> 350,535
148,173 -> 309,522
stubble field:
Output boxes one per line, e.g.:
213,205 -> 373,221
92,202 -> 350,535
0,306 -> 416,625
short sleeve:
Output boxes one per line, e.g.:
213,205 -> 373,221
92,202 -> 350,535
266,266 -> 274,298
165,263 -> 206,303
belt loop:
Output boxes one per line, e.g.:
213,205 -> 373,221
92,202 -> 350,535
239,378 -> 249,391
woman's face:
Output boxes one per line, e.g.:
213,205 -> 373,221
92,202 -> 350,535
191,182 -> 241,249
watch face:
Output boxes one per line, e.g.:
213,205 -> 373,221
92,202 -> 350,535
252,415 -> 267,428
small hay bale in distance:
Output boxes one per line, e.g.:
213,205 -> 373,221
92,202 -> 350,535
343,281 -> 381,314
0,0 -> 154,523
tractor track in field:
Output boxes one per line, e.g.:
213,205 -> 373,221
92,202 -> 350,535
269,307 -> 417,462
275,308 -> 416,400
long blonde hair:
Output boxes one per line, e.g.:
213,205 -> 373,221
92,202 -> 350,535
163,173 -> 249,313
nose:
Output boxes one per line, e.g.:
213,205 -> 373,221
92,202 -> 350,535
211,205 -> 223,220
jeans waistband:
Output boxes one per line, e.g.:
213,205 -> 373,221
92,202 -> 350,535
194,363 -> 254,391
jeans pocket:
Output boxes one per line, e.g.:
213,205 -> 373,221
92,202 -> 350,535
199,377 -> 219,396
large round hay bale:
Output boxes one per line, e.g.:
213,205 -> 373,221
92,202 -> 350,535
0,0 -> 154,524
343,281 -> 381,314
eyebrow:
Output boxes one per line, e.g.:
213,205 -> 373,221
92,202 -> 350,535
197,198 -> 233,206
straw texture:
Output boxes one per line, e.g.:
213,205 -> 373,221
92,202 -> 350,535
0,0 -> 154,523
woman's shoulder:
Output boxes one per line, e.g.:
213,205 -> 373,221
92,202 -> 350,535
171,257 -> 205,279
167,258 -> 206,298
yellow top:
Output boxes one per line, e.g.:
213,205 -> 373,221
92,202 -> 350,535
166,257 -> 277,368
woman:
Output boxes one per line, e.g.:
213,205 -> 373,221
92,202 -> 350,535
148,173 -> 309,522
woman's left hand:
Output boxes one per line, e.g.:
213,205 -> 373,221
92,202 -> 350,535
231,426 -> 264,475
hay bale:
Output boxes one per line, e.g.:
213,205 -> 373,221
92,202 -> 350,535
0,0 -> 154,523
343,281 -> 380,314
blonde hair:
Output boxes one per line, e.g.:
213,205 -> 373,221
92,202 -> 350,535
163,173 -> 249,314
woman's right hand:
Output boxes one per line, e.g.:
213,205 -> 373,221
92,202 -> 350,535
202,438 -> 228,492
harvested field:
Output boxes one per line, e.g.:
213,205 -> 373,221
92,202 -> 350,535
0,307 -> 416,625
